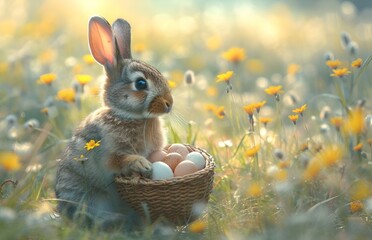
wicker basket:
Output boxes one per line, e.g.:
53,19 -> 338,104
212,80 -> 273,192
115,145 -> 215,225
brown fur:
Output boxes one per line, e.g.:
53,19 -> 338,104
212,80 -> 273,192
55,16 -> 172,229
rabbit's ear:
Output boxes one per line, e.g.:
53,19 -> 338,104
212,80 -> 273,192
88,16 -> 115,67
112,19 -> 132,59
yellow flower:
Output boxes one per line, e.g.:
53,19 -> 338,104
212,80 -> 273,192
189,219 -> 207,233
273,169 -> 288,182
254,101 -> 266,113
264,85 -> 283,100
277,160 -> 290,169
330,68 -> 351,77
75,74 -> 93,85
247,182 -> 263,197
350,200 -> 364,213
168,80 -> 176,89
342,108 -> 365,135
303,145 -> 343,180
243,103 -> 256,117
353,143 -> 363,151
0,152 -> 21,171
206,87 -> 217,97
292,104 -> 307,116
216,70 -> 234,83
214,106 -> 226,119
88,85 -> 100,96
204,103 -> 218,112
37,73 -> 57,85
245,145 -> 260,157
350,180 -> 371,201
319,145 -> 344,167
351,58 -> 362,68
222,47 -> 245,63
133,43 -> 146,53
205,104 -> 225,119
330,116 -> 344,130
84,140 -> 101,151
56,88 -> 76,103
288,114 -> 299,125
82,54 -> 95,65
326,59 -> 341,69
259,117 -> 272,126
287,63 -> 301,75
246,59 -> 265,74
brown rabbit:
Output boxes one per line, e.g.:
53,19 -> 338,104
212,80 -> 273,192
55,16 -> 173,229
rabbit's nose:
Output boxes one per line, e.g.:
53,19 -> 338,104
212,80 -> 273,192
164,100 -> 172,113
164,93 -> 173,113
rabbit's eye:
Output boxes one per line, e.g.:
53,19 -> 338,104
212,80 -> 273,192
135,78 -> 148,90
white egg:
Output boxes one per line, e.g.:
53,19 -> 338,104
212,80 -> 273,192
185,152 -> 206,170
152,161 -> 174,180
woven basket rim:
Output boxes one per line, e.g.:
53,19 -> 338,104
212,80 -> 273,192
115,144 -> 215,186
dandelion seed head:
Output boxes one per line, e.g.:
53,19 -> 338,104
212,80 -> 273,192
340,31 -> 351,48
341,1 -> 356,17
25,164 -> 42,172
0,207 -> 17,222
24,119 -> 40,130
218,139 -> 233,148
43,96 -> 54,108
184,70 -> 195,85
365,197 -> 372,214
365,115 -> 372,127
256,77 -> 269,88
5,114 -> 17,127
64,56 -> 77,67
320,106 -> 331,120
347,41 -> 359,55
13,142 -> 32,156
320,123 -> 330,134
324,52 -> 334,61
274,148 -> 285,160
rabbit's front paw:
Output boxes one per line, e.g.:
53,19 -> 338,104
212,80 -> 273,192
122,156 -> 152,178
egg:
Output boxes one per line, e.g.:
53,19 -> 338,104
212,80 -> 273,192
152,162 -> 174,180
148,150 -> 167,163
163,152 -> 183,171
185,152 -> 206,170
168,143 -> 189,159
174,160 -> 198,177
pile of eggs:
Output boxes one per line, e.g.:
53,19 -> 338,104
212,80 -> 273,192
148,143 -> 206,180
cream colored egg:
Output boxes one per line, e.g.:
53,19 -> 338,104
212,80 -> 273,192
185,152 -> 205,170
163,152 -> 183,171
174,160 -> 198,177
152,162 -> 174,180
148,150 -> 167,163
168,143 -> 189,159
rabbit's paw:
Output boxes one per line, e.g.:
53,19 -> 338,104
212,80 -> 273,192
122,156 -> 152,178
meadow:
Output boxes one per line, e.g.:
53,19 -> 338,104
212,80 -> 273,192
1,0 -> 372,239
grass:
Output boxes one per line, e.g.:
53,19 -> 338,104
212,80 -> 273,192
1,0 -> 372,239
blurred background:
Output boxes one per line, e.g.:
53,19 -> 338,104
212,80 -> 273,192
0,1 -> 372,238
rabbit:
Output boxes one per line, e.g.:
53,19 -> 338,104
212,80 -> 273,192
55,16 -> 173,230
